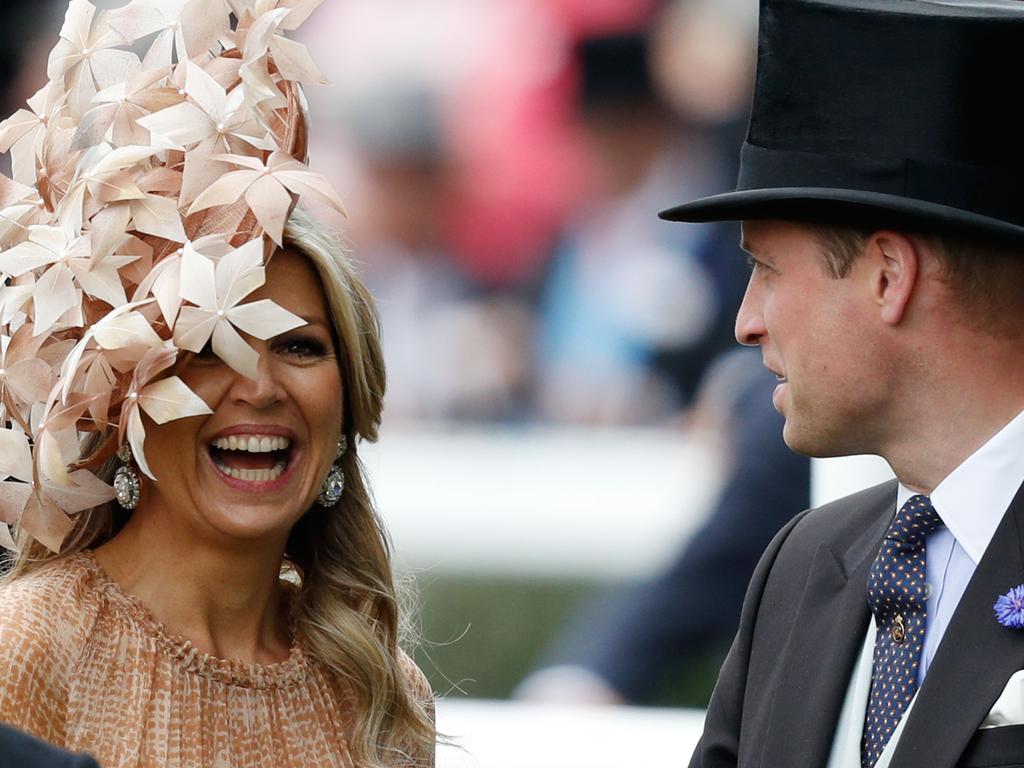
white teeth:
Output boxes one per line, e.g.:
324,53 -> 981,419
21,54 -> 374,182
213,461 -> 287,482
210,435 -> 291,453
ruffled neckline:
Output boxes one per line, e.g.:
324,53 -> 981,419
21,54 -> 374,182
75,550 -> 310,689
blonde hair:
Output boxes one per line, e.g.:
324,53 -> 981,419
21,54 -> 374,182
4,208 -> 435,766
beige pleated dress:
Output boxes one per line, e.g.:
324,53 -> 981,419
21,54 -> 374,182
0,552 -> 433,768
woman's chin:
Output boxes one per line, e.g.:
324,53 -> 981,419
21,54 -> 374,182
192,454 -> 313,540
198,501 -> 306,544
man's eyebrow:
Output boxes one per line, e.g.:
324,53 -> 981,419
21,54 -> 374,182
740,237 -> 773,261
740,236 -> 762,256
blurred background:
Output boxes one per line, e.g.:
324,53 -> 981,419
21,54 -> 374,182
2,1 -> 877,765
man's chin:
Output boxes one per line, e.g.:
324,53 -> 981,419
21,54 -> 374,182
782,423 -> 866,461
781,420 -> 828,459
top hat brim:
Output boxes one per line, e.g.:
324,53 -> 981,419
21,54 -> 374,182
658,188 -> 1024,247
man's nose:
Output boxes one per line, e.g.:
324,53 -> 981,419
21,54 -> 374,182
734,280 -> 766,347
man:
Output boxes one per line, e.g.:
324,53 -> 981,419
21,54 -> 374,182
660,1 -> 1024,766
0,724 -> 99,767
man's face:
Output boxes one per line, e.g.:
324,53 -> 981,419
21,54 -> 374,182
736,220 -> 888,457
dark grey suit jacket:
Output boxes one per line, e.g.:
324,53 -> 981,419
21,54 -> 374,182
0,724 -> 99,767
690,480 -> 1024,768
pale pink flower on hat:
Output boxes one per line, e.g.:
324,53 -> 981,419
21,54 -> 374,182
139,61 -> 274,205
18,468 -> 118,551
189,150 -> 344,245
131,250 -> 183,327
0,225 -> 135,335
0,325 -> 58,430
107,0 -> 231,71
235,1 -> 329,89
47,0 -> 143,119
173,238 -> 305,378
56,142 -> 163,234
57,301 -> 161,401
0,429 -> 34,486
0,82 -> 69,187
75,68 -> 182,150
118,346 -> 213,479
228,0 -> 326,31
92,166 -> 188,248
0,176 -> 48,247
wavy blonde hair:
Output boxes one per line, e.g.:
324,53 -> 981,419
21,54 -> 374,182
4,207 -> 435,766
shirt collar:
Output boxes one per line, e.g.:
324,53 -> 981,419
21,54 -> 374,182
896,408 -> 1024,564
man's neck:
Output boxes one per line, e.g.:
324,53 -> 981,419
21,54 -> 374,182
883,396 -> 1024,494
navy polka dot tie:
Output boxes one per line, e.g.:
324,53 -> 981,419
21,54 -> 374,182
861,494 -> 943,768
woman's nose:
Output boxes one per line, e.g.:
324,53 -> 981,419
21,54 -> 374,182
228,353 -> 285,408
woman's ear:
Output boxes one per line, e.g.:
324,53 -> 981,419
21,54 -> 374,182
866,231 -> 920,326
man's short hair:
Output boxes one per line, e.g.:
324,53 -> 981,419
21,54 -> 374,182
809,223 -> 1024,335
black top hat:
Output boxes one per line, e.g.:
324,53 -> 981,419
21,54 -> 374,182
660,0 -> 1024,244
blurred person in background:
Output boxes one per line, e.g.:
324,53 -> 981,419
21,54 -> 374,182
534,18 -> 751,425
517,0 -> 814,706
517,349 -> 809,704
348,86 -> 536,422
301,0 -> 577,425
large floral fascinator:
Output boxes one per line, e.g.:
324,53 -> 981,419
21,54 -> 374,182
0,0 -> 344,552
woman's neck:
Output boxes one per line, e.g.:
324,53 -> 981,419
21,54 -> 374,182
93,511 -> 293,664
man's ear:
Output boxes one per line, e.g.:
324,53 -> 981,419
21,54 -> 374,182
866,231 -> 919,326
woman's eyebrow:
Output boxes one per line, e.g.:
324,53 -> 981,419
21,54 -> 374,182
295,316 -> 330,327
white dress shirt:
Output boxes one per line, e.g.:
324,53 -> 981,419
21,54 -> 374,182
827,407 -> 1024,768
909,406 -> 1024,684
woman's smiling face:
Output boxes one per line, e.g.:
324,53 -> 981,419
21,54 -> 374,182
135,248 -> 344,545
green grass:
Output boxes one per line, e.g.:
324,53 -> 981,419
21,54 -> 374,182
406,573 -> 724,707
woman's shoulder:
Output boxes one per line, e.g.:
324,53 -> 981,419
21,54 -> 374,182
0,552 -> 104,738
0,553 -> 103,671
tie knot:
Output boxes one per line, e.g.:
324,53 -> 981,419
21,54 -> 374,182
887,494 -> 942,546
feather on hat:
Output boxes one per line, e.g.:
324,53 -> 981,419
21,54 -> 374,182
0,0 -> 344,552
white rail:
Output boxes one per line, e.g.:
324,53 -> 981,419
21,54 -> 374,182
436,699 -> 705,768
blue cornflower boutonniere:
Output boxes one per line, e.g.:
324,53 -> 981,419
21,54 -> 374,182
994,585 -> 1024,628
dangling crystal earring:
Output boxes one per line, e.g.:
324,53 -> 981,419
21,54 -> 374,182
317,435 -> 347,506
113,443 -> 141,510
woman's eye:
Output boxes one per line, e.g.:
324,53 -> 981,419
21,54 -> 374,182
280,337 -> 329,358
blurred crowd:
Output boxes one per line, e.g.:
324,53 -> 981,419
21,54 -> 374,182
0,0 -> 805,709
1,0 -> 758,428
297,0 -> 758,426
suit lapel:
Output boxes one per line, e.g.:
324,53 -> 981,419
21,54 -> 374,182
761,485 -> 895,767
891,483 -> 1024,768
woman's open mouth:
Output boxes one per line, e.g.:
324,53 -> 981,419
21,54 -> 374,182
207,433 -> 296,487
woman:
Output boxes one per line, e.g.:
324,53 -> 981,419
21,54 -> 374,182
0,1 -> 434,766
0,210 -> 436,767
